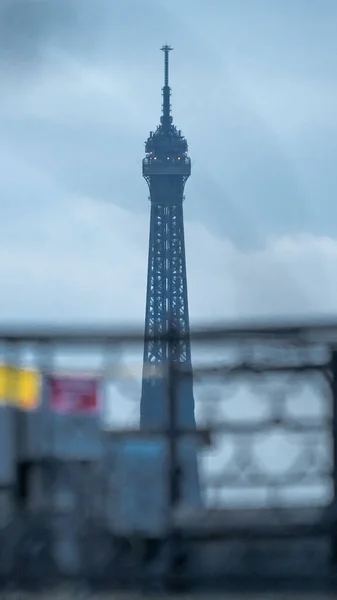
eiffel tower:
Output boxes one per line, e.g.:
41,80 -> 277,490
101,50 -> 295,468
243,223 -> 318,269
140,46 -> 200,504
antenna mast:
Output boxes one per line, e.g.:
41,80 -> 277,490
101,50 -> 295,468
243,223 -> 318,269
160,44 -> 173,131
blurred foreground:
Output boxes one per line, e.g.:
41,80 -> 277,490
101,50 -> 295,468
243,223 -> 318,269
1,319 -> 337,594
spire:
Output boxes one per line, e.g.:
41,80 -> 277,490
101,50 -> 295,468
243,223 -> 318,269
160,44 -> 173,131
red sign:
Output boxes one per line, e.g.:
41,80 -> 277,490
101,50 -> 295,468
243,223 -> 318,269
49,376 -> 99,414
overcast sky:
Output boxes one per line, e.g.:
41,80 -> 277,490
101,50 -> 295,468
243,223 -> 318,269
1,0 -> 335,508
0,0 -> 337,327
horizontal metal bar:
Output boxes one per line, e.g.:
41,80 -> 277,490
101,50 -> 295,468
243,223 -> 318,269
102,427 -> 211,444
207,470 -> 331,487
8,361 -> 327,381
193,362 -> 330,377
202,419 -> 331,434
0,316 -> 337,343
176,518 -> 337,541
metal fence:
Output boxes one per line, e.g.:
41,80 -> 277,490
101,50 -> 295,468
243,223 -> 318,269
1,320 -> 337,593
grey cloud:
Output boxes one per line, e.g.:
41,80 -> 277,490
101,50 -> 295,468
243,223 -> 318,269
0,0 -> 185,74
0,0 -> 78,68
1,0 -> 337,253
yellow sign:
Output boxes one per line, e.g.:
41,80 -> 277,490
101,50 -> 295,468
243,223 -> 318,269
0,366 -> 41,410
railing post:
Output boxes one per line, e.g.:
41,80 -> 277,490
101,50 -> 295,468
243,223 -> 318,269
166,324 -> 183,591
331,348 -> 337,563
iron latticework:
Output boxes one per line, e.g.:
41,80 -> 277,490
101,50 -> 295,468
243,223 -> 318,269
140,46 -> 194,429
140,46 -> 199,502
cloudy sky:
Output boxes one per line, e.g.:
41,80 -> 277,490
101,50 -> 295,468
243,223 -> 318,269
0,0 -> 337,327
1,0 -> 336,508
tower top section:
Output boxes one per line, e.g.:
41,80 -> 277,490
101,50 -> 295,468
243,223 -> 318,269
144,45 -> 189,161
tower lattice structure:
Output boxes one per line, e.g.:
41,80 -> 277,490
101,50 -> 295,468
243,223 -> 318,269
140,46 -> 199,502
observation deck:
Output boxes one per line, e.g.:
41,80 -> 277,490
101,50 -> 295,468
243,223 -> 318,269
142,154 -> 191,177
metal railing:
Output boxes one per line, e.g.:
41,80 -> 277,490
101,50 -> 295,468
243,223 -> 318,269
1,319 -> 337,593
